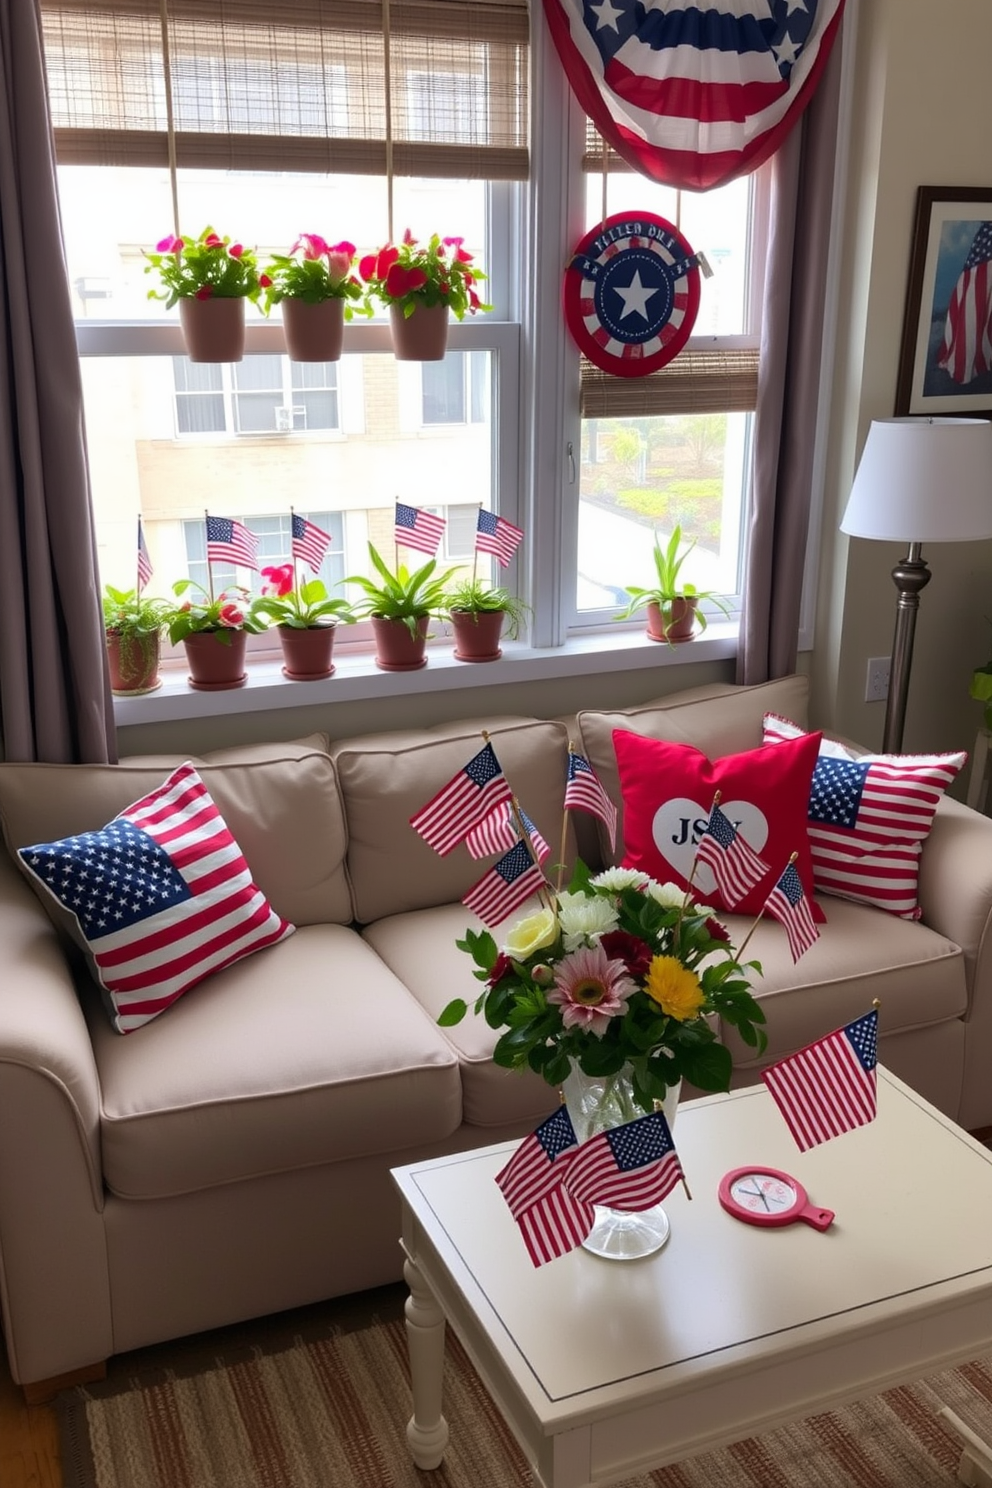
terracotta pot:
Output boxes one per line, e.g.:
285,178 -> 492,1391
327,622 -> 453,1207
389,302 -> 449,362
646,596 -> 698,644
179,296 -> 247,363
106,630 -> 162,696
183,629 -> 248,690
449,608 -> 505,662
278,623 -> 337,680
371,614 -> 429,671
281,297 -> 345,362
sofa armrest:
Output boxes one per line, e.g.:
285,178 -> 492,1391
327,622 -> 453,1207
916,796 -> 992,1002
0,853 -> 112,1385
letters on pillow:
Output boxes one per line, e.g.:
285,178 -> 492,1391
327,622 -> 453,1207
762,713 -> 966,919
17,762 -> 294,1033
612,728 -> 824,918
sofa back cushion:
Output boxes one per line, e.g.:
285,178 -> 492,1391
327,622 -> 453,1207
576,675 -> 811,864
332,717 -> 574,923
0,744 -> 352,928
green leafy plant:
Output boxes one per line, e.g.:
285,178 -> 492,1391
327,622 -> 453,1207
358,230 -> 491,321
164,579 -> 267,646
440,860 -> 767,1111
144,227 -> 264,309
252,563 -> 357,630
444,577 -> 530,641
260,234 -> 368,316
971,631 -> 992,730
615,523 -> 732,634
344,543 -> 456,638
101,585 -> 169,641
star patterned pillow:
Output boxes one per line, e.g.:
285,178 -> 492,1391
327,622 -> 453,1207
17,762 -> 294,1032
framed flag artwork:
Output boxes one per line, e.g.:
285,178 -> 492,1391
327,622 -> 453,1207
895,186 -> 992,420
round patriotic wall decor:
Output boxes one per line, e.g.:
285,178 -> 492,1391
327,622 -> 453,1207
563,212 -> 703,377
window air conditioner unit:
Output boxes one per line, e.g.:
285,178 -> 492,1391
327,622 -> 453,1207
275,408 -> 293,432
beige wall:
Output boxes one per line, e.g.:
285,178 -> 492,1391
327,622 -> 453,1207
811,0 -> 992,758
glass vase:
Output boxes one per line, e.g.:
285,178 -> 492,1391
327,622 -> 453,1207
561,1061 -> 681,1261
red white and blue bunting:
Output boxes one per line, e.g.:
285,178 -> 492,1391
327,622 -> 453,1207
543,0 -> 847,192
563,211 -> 704,375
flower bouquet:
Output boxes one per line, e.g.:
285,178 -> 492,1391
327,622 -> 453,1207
441,860 -> 767,1116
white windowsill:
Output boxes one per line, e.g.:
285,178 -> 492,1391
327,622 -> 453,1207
112,623 -> 739,723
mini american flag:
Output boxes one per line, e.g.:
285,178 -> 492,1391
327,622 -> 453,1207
762,1009 -> 878,1152
137,518 -> 153,592
563,1110 -> 684,1212
495,1108 -> 591,1267
17,763 -> 293,1034
476,509 -> 524,568
464,801 -> 551,863
409,742 -> 513,857
291,513 -> 331,572
938,221 -> 992,386
696,802 -> 770,910
764,861 -> 819,963
395,501 -> 445,557
462,840 -> 548,928
206,514 -> 259,571
541,0 -> 845,192
564,750 -> 617,852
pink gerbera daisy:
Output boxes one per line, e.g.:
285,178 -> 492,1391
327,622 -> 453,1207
547,944 -> 635,1037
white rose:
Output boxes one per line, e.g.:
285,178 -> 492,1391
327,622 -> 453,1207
556,890 -> 620,951
503,907 -> 558,960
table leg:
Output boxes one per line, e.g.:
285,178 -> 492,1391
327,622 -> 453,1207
403,1255 -> 450,1470
939,1407 -> 992,1487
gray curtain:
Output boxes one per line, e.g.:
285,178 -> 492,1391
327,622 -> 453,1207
736,24 -> 844,685
0,0 -> 115,763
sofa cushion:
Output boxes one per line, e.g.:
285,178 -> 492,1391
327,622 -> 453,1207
762,713 -> 967,920
0,747 -> 353,929
86,923 -> 462,1199
17,763 -> 294,1034
576,674 -> 811,865
332,716 -> 574,923
362,902 -> 562,1131
714,895 -> 966,1068
612,727 -> 824,918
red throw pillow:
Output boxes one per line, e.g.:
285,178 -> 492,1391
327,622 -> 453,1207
613,728 -> 825,919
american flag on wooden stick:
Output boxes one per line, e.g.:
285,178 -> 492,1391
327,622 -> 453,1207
564,749 -> 617,852
291,513 -> 331,571
464,802 -> 550,863
695,802 -> 770,909
563,1109 -> 684,1212
137,517 -> 153,592
395,501 -> 445,556
462,840 -> 547,927
409,742 -> 513,857
763,860 -> 819,962
762,1009 -> 878,1152
475,509 -> 524,568
206,515 -> 258,571
495,1107 -> 591,1267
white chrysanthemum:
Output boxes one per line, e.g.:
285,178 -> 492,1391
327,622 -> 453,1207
645,880 -> 686,909
556,889 -> 619,951
588,867 -> 647,892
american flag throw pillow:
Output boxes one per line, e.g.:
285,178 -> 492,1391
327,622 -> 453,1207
18,763 -> 294,1032
762,713 -> 966,920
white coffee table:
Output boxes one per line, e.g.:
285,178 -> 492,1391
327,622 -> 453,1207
392,1068 -> 992,1488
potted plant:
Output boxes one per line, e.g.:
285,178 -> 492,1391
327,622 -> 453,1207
260,234 -> 368,362
253,563 -> 356,680
102,585 -> 170,696
358,229 -> 490,361
164,579 -> 267,690
144,226 -> 265,363
616,524 -> 732,644
344,543 -> 456,671
444,577 -> 528,662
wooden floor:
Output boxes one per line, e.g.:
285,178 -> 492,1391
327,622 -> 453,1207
6,1126 -> 992,1488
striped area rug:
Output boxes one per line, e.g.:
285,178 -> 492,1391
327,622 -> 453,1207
57,1288 -> 992,1488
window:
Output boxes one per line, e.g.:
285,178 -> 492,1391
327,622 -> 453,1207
422,350 -> 488,426
172,355 -> 339,437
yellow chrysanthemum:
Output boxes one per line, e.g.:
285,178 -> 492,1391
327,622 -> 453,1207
644,956 -> 705,1021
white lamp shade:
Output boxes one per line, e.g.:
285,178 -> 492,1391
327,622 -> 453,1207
841,416 -> 992,543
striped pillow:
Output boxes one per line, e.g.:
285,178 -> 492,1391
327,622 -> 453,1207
18,762 -> 294,1032
762,714 -> 965,919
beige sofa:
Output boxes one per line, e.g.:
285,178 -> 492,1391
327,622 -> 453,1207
1,674 -> 991,1399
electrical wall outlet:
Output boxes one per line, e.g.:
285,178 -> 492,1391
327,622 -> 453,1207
865,656 -> 891,703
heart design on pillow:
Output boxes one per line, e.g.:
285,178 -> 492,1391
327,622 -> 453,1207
651,796 -> 770,894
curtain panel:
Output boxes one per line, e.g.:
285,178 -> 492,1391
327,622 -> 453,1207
0,0 -> 115,763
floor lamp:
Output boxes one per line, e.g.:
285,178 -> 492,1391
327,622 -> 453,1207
840,417 -> 992,754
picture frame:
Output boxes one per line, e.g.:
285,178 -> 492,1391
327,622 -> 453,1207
894,186 -> 992,419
